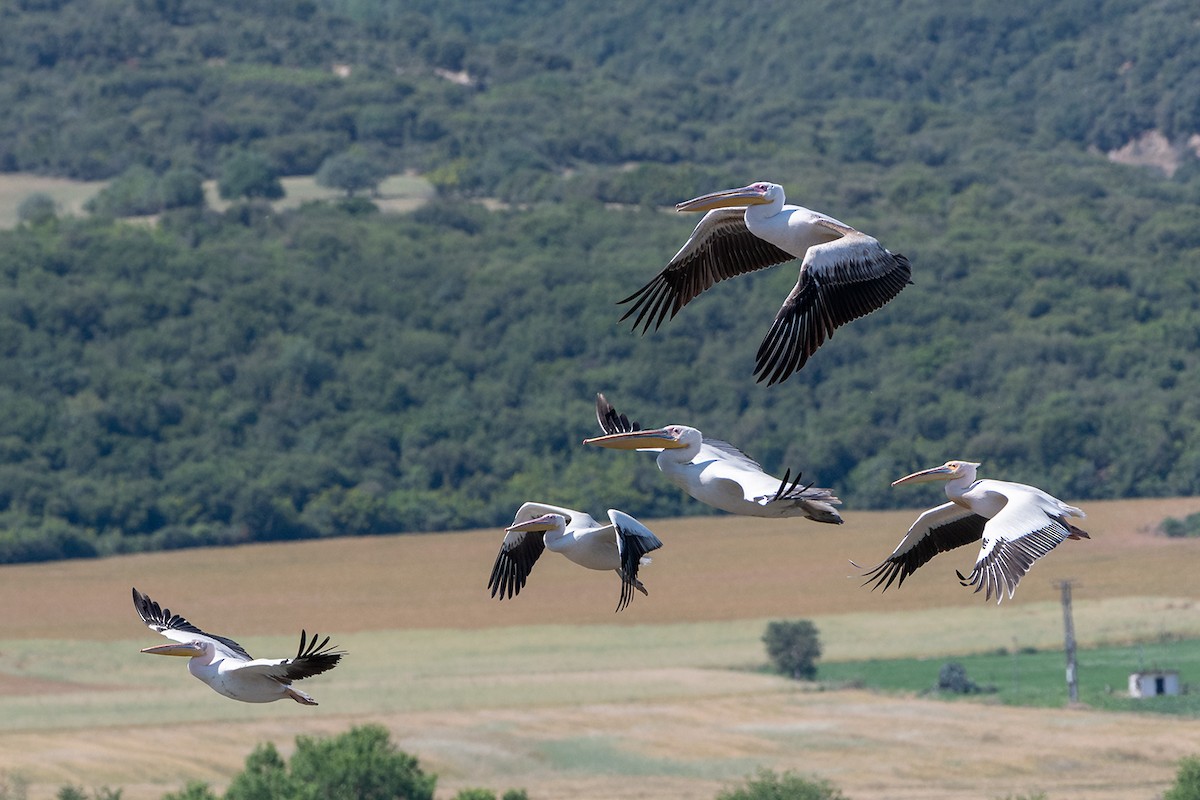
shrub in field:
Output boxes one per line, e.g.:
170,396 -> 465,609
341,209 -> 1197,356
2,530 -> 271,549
1165,755 -> 1200,800
762,620 -> 822,680
451,790 -> 528,800
161,784 -> 218,800
17,192 -> 56,224
1161,513 -> 1200,538
936,662 -> 980,693
716,768 -> 845,800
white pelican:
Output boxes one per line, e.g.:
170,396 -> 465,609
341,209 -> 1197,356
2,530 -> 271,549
487,502 -> 663,612
619,181 -> 911,384
854,461 -> 1090,603
583,393 -> 842,524
132,587 -> 344,705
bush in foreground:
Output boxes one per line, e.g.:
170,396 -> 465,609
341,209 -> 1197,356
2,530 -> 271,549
716,769 -> 845,800
1165,755 -> 1200,800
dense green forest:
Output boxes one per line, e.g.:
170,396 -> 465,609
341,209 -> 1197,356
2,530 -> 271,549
0,1 -> 1199,561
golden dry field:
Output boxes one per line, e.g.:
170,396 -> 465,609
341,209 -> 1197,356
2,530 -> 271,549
3,497 -> 1200,799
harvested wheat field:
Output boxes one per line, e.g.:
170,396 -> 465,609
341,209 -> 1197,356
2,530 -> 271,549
2,497 -> 1200,799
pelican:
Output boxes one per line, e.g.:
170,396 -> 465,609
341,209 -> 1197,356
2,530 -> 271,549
583,393 -> 842,524
487,502 -> 663,612
132,587 -> 344,705
619,181 -> 911,384
854,461 -> 1090,603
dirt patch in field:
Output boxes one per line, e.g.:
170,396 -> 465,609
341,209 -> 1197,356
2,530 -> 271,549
0,671 -> 118,696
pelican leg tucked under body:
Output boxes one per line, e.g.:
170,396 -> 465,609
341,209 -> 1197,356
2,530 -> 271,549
487,501 -> 663,612
618,181 -> 912,384
584,393 -> 842,524
132,588 -> 345,705
854,461 -> 1089,603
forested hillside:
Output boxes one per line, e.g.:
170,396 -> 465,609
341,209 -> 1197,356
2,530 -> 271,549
0,0 -> 1198,561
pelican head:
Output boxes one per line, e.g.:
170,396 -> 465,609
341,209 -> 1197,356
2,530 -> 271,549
583,425 -> 700,451
141,640 -> 207,658
891,460 -> 981,487
507,513 -> 567,534
675,181 -> 782,213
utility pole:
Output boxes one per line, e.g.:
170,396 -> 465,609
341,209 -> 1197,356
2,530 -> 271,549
1057,579 -> 1079,704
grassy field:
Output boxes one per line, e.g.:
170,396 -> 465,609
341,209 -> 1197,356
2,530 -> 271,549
0,172 -> 433,228
822,638 -> 1200,714
2,498 -> 1200,799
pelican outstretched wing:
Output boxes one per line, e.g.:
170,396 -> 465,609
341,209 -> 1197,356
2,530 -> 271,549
236,630 -> 345,682
132,587 -> 252,661
487,525 -> 547,601
854,503 -> 988,593
609,509 -> 664,613
755,230 -> 911,385
619,207 -> 794,334
958,495 -> 1090,603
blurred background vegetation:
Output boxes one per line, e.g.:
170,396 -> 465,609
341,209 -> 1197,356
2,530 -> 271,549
0,0 -> 1199,561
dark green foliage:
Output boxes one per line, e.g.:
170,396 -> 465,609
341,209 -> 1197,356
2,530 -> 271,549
85,166 -> 205,217
716,769 -> 845,800
218,152 -> 284,200
16,193 -> 56,225
762,620 -> 822,680
223,744 -> 293,800
1165,756 -> 1200,800
315,150 -> 388,196
221,726 -> 435,800
55,789 -> 121,800
2,2 -> 1200,561
288,725 -> 436,800
160,786 -> 217,800
1162,513 -> 1200,538
935,662 -> 991,694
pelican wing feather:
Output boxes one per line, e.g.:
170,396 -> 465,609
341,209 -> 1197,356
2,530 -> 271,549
619,207 -> 795,334
609,509 -> 664,613
957,494 -> 1090,603
754,231 -> 911,385
132,587 -> 252,661
486,526 -> 546,601
595,392 -> 639,436
856,503 -> 988,592
237,629 -> 345,682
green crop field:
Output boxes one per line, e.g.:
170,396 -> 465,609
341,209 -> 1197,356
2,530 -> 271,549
822,638 -> 1200,715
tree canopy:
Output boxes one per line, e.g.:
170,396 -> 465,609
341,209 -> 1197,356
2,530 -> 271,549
0,1 -> 1199,561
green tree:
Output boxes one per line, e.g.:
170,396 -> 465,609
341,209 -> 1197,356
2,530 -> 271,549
224,743 -> 295,800
716,769 -> 845,800
315,150 -> 387,197
1165,756 -> 1200,800
160,783 -> 218,800
218,151 -> 284,200
17,193 -> 56,225
288,725 -> 436,800
762,620 -> 822,680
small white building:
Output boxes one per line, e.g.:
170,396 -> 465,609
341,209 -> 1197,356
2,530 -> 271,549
1128,670 -> 1181,698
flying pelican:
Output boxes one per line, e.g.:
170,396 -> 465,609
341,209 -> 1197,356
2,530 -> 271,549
487,502 -> 663,612
583,393 -> 842,524
132,587 -> 344,705
854,461 -> 1089,603
619,181 -> 911,384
